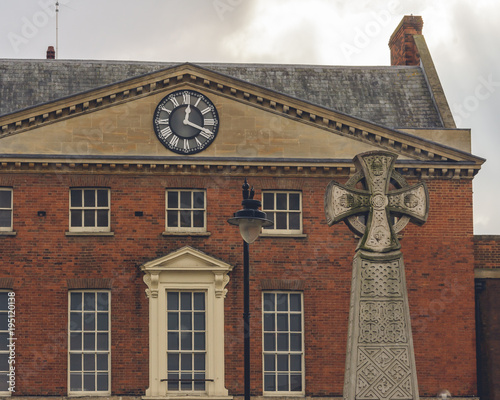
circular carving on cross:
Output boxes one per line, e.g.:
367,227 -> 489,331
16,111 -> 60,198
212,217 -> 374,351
343,169 -> 411,237
371,193 -> 388,210
404,194 -> 419,208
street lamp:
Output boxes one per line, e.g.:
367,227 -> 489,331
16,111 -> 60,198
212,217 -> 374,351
228,178 -> 273,400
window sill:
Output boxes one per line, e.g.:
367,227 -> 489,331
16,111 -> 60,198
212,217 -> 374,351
162,231 -> 211,237
260,233 -> 307,239
65,231 -> 115,237
0,231 -> 16,236
141,392 -> 233,400
68,392 -> 111,397
142,396 -> 231,400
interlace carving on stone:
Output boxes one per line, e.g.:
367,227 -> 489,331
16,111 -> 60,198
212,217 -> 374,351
359,301 -> 407,344
388,185 -> 428,220
356,347 -> 412,399
330,185 -> 370,223
361,260 -> 402,297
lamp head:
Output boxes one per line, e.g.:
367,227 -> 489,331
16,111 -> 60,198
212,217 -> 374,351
228,179 -> 273,243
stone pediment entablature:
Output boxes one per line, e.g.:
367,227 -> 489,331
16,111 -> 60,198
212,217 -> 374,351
141,245 -> 233,274
0,63 -> 484,179
141,246 -> 234,299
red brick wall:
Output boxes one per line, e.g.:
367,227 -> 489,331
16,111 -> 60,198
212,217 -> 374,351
0,172 -> 477,396
474,235 -> 500,269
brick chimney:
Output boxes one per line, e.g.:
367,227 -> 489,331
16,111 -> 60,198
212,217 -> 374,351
388,15 -> 423,66
46,46 -> 55,60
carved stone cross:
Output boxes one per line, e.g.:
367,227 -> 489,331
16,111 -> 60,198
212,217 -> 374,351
325,151 -> 428,253
325,151 -> 429,400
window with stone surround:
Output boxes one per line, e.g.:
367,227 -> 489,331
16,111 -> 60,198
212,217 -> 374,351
68,291 -> 110,395
69,189 -> 110,232
262,291 -> 304,395
141,246 -> 232,400
165,189 -> 206,233
0,189 -> 13,232
262,191 -> 302,235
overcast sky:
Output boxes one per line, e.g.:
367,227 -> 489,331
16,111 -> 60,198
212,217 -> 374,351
1,0 -> 499,234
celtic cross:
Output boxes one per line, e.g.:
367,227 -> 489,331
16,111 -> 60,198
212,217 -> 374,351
325,151 -> 428,253
325,151 -> 429,400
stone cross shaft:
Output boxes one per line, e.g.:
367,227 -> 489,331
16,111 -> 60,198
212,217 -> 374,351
324,151 -> 429,400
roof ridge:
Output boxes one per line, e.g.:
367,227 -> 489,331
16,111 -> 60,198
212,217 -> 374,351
0,58 -> 421,69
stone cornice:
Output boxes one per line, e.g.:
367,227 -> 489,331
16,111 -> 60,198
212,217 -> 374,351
0,155 -> 480,179
0,63 -> 484,169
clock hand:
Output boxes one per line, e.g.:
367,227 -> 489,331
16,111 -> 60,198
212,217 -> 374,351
182,104 -> 212,134
183,104 -> 191,124
184,120 -> 213,135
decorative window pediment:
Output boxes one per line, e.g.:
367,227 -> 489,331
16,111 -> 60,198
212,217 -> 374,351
142,246 -> 232,273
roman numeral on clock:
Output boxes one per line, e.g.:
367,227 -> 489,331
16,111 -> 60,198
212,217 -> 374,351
160,126 -> 172,138
169,135 -> 179,147
170,97 -> 179,108
199,130 -> 213,139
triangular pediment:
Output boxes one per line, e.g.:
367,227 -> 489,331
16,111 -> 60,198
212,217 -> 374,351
141,246 -> 233,273
0,63 -> 484,177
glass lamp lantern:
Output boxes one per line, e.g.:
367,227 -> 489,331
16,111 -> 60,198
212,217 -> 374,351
227,179 -> 273,243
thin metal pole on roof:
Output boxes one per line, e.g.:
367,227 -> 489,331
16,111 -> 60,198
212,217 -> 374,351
55,1 -> 59,59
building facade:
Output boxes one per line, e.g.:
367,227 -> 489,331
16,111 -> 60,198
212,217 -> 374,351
0,16 -> 490,400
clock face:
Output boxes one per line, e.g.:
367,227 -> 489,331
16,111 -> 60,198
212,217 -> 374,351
153,90 -> 219,154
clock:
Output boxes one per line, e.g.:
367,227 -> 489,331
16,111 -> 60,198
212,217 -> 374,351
153,90 -> 219,154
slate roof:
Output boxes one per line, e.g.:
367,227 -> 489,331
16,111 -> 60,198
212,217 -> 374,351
0,59 -> 443,129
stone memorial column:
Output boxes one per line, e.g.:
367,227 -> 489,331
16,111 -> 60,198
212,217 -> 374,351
325,151 -> 429,400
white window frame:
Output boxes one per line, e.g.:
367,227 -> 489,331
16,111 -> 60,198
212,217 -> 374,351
262,191 -> 302,235
262,291 -> 305,396
0,189 -> 13,232
165,189 -> 207,233
0,291 -> 14,396
69,188 -> 110,233
165,290 -> 207,392
68,290 -> 111,396
141,246 -> 232,400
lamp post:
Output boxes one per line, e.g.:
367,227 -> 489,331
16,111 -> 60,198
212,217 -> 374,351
228,179 -> 273,400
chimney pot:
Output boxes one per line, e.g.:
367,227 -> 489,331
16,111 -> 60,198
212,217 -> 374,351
389,15 -> 423,66
46,46 -> 55,60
